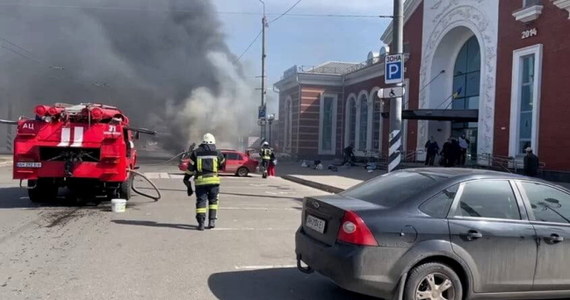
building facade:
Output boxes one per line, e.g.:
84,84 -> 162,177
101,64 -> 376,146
274,0 -> 570,176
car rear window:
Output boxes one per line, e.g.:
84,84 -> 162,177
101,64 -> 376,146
224,153 -> 239,160
341,171 -> 448,207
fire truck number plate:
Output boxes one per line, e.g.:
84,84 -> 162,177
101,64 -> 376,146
16,162 -> 42,168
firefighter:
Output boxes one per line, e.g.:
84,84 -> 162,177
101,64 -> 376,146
260,141 -> 274,178
187,133 -> 225,231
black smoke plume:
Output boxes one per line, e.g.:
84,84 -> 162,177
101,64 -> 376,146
0,0 -> 257,151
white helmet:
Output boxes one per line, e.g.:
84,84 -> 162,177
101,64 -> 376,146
202,133 -> 216,145
262,141 -> 269,147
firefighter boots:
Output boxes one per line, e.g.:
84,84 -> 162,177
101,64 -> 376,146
208,219 -> 216,229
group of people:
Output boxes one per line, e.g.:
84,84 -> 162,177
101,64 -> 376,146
424,135 -> 471,167
182,134 -> 277,231
425,136 -> 541,177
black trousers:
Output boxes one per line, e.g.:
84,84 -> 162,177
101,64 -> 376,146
183,174 -> 193,196
425,153 -> 437,166
195,184 -> 219,223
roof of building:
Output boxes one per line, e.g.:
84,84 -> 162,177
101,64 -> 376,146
304,61 -> 360,74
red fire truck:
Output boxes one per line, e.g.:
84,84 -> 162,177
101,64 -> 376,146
2,103 -> 155,203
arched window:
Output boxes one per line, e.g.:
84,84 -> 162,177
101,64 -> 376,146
284,97 -> 293,151
452,36 -> 480,110
345,96 -> 357,147
451,35 -> 480,159
372,92 -> 382,152
358,94 -> 368,151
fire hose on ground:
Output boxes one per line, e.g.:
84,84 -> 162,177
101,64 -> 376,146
126,151 -> 189,202
129,169 -> 162,201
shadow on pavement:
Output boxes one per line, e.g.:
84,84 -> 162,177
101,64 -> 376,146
208,267 -> 381,300
220,192 -> 302,201
0,187 -> 32,209
112,219 -> 199,230
0,187 -> 128,210
135,187 -> 302,201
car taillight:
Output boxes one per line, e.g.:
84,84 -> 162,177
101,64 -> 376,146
337,211 -> 378,246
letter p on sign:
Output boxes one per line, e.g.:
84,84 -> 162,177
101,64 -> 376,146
385,54 -> 403,84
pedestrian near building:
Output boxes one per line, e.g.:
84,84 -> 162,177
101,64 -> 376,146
342,144 -> 356,166
458,134 -> 470,166
186,133 -> 225,231
440,138 -> 452,167
424,136 -> 440,166
524,147 -> 540,177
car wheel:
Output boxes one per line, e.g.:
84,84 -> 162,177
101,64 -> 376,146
404,262 -> 462,300
236,167 -> 249,177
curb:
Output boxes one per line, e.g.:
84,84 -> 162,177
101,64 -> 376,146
282,175 -> 345,194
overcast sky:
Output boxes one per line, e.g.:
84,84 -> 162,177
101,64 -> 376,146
212,0 -> 393,114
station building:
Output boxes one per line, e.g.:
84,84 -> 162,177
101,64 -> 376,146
274,0 -> 570,178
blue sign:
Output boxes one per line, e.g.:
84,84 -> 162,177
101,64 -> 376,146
258,105 -> 266,119
385,54 -> 403,84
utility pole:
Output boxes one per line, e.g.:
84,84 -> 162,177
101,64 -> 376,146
388,0 -> 404,172
259,0 -> 268,141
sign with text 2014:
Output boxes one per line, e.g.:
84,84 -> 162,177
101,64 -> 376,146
385,54 -> 403,84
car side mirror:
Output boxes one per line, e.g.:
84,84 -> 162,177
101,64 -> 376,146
545,198 -> 560,204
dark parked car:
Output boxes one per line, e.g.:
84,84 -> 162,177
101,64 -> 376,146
296,168 -> 570,300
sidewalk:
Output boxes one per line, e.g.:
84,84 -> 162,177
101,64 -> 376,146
279,160 -> 570,193
278,160 -> 385,193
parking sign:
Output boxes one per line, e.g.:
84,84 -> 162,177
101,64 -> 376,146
385,54 -> 403,84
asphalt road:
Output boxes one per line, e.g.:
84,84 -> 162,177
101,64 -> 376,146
0,161 -> 378,300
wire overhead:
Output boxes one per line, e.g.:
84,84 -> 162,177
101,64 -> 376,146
236,30 -> 263,62
270,0 -> 303,23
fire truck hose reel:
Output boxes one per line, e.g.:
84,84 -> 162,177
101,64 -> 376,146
129,169 -> 161,201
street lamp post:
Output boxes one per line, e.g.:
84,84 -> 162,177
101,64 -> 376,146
259,0 -> 268,141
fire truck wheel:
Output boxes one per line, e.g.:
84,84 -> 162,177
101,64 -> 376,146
28,179 -> 58,203
119,175 -> 133,200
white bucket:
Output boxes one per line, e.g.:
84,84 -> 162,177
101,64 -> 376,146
111,199 -> 127,213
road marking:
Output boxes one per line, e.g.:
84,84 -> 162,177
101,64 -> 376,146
158,172 -> 170,179
234,264 -> 296,270
213,228 -> 291,231
220,207 -> 299,211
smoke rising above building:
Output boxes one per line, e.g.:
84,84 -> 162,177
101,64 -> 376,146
0,0 -> 257,151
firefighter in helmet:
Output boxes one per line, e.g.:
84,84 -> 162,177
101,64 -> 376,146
259,141 -> 274,178
187,133 -> 225,231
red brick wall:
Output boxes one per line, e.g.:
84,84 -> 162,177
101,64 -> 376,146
297,85 -> 343,157
495,1 -> 570,170
277,85 -> 299,153
403,1 -> 424,154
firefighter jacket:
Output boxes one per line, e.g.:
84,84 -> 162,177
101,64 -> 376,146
188,144 -> 225,186
260,147 -> 274,161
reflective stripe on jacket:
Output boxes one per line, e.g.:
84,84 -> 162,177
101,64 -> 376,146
188,144 -> 225,186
